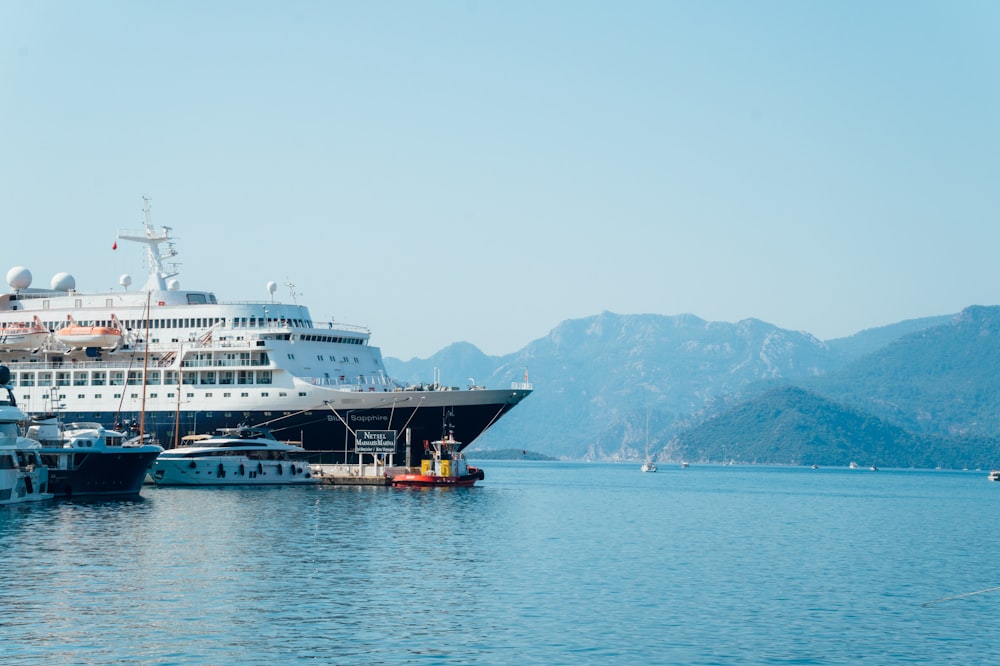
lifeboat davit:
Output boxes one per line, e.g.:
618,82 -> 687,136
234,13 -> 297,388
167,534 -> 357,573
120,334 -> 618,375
391,433 -> 485,488
0,316 -> 49,350
56,315 -> 122,350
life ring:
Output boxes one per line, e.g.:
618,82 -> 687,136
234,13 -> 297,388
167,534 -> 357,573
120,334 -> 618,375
189,461 -> 197,469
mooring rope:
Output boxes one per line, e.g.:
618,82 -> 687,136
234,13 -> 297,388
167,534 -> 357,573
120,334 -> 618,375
922,586 -> 1000,607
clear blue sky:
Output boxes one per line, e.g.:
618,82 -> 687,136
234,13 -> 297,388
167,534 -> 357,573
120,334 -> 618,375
2,1 -> 998,360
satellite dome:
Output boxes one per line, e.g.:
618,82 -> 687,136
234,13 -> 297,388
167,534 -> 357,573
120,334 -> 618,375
120,274 -> 132,289
267,281 -> 277,294
167,279 -> 180,291
6,266 -> 32,290
51,272 -> 76,291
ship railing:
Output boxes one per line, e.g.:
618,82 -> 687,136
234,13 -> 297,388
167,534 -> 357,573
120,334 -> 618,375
301,376 -> 395,389
511,381 -> 534,390
222,314 -> 372,335
179,359 -> 268,369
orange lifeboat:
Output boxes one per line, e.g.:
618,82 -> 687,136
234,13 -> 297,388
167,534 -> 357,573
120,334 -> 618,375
0,316 -> 50,350
56,314 -> 123,350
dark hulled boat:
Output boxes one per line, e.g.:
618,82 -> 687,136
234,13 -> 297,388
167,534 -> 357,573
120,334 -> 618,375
27,416 -> 162,498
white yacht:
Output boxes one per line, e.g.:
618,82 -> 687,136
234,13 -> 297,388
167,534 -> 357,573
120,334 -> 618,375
0,367 -> 52,505
150,426 -> 318,486
0,198 -> 532,466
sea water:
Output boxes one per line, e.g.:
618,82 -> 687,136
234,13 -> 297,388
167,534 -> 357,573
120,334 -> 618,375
1,462 -> 998,665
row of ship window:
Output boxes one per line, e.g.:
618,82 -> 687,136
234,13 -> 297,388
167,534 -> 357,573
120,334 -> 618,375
9,369 -> 274,387
25,390 -> 306,403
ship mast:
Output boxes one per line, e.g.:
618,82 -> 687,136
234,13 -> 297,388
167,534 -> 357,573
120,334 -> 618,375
116,197 -> 179,291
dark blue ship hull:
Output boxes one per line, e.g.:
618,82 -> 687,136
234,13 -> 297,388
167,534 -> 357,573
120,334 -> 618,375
73,394 -> 529,465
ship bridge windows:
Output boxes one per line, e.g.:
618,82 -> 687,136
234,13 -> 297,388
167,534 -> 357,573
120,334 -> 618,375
187,294 -> 208,305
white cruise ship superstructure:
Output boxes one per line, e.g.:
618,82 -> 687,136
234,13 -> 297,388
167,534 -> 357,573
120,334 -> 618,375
0,199 -> 532,464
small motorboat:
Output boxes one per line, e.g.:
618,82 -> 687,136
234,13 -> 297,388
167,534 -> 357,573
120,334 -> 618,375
391,433 -> 484,488
988,470 -> 1000,482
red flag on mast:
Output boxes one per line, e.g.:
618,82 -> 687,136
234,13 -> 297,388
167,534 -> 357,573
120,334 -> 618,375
112,241 -> 117,250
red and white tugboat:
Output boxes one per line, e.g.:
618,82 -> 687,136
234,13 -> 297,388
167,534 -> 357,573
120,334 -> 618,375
391,431 -> 485,488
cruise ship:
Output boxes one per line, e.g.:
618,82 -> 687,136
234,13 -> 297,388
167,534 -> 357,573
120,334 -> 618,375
0,199 -> 532,464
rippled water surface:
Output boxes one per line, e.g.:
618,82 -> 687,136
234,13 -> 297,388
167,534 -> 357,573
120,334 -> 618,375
1,462 -> 999,664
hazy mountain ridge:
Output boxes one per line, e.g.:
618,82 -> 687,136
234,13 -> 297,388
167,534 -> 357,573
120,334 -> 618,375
384,307 -> 1000,468
806,306 -> 1000,439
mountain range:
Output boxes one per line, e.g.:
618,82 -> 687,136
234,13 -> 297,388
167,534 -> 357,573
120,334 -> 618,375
384,306 -> 1000,469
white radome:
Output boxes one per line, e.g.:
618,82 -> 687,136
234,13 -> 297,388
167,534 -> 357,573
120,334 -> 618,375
51,272 -> 76,291
6,266 -> 32,290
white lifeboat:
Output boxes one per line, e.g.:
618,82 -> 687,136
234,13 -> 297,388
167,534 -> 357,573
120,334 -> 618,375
0,316 -> 50,350
56,314 -> 122,350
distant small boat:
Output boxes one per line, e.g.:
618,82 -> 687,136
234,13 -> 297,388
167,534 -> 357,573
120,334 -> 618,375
989,470 -> 1000,482
640,409 -> 656,472
849,462 -> 859,469
681,461 -> 689,468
